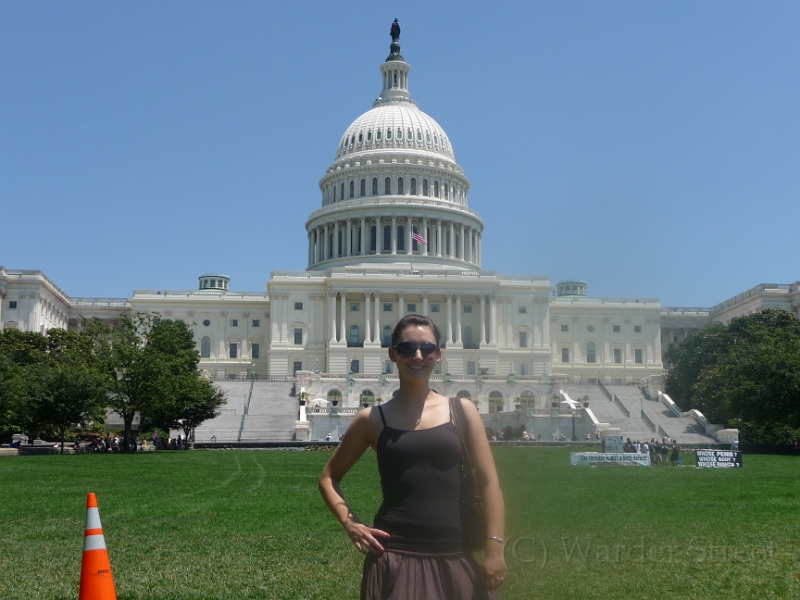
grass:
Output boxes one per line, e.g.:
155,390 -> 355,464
0,448 -> 798,599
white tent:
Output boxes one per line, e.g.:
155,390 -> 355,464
560,399 -> 581,409
310,398 -> 329,408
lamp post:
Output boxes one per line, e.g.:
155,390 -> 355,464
571,407 -> 577,441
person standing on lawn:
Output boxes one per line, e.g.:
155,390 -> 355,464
319,314 -> 507,599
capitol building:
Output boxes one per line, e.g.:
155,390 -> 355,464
1,28 -> 798,441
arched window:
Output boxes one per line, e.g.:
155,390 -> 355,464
377,129 -> 382,140
360,389 -> 375,405
349,181 -> 354,198
386,129 -> 392,140
397,128 -> 402,139
338,229 -> 343,255
201,336 -> 211,359
340,183 -> 345,200
383,225 -> 391,251
367,130 -> 372,142
446,230 -> 451,255
360,179 -> 366,197
434,181 -> 439,197
587,341 -> 596,364
397,225 -> 405,251
385,177 -> 391,195
382,325 -> 392,347
456,390 -> 471,400
518,391 -> 536,409
372,178 -> 378,195
357,226 -> 362,253
410,178 -> 417,195
423,179 -> 429,196
349,325 -> 359,346
455,234 -> 460,258
489,391 -> 504,413
444,182 -> 449,198
327,389 -> 342,402
370,226 -> 377,252
397,177 -> 404,194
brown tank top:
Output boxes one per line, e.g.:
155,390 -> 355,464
373,405 -> 464,553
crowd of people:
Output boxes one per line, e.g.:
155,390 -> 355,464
624,436 -> 683,466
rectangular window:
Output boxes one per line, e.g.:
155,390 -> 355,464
294,302 -> 303,310
519,331 -> 528,348
634,325 -> 642,333
351,303 -> 359,311
383,303 -> 392,312
384,360 -> 393,375
229,343 -> 238,359
561,347 -> 570,363
519,364 -> 527,376
561,324 -> 568,332
230,319 -> 238,327
8,301 -> 17,309
293,361 -> 302,375
407,303 -> 416,312
464,305 -> 472,313
467,361 -> 476,375
350,360 -> 360,374
635,349 -> 643,364
252,343 -> 260,360
613,325 -> 621,333
431,304 -> 440,312
294,328 -> 303,345
518,306 -> 527,314
614,348 -> 622,363
252,319 -> 261,328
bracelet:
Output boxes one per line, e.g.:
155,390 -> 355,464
487,536 -> 504,545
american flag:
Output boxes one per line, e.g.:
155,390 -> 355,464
412,232 -> 427,245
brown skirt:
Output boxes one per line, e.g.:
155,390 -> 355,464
361,550 -> 499,600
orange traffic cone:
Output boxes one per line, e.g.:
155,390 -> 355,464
79,493 -> 117,600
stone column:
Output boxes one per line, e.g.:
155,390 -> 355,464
329,292 -> 337,343
340,292 -> 346,345
455,294 -> 463,345
422,292 -> 429,316
307,231 -> 313,266
422,217 -> 428,255
272,295 -> 280,345
334,222 -> 340,258
480,294 -> 487,346
405,218 -> 412,255
364,291 -> 371,343
446,294 -> 453,345
374,293 -> 381,345
346,220 -> 352,257
376,219 -> 382,255
436,220 -> 443,257
449,222 -> 455,258
391,216 -> 397,255
323,226 -> 329,261
398,291 -> 405,316
477,234 -> 481,267
459,224 -> 465,260
360,217 -> 367,255
506,299 -> 513,347
280,294 -> 289,344
489,296 -> 497,345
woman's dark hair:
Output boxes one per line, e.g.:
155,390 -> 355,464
391,313 -> 442,347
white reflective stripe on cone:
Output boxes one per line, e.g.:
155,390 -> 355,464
85,507 -> 102,530
84,534 -> 107,551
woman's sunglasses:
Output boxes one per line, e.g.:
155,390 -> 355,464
392,341 -> 440,358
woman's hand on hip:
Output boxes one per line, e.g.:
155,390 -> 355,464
345,521 -> 390,555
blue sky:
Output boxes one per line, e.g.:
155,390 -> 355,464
2,1 -> 798,308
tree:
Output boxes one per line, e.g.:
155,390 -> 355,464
148,373 -> 226,440
90,314 -> 225,450
0,355 -> 24,441
665,309 -> 800,443
27,360 -> 106,453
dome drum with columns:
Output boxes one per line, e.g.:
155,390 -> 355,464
307,30 -> 482,272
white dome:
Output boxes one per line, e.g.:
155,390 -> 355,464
335,104 -> 456,162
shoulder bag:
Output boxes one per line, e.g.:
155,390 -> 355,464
450,396 -> 487,552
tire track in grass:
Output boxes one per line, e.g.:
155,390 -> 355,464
247,452 -> 266,492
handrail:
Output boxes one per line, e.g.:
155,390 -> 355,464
597,381 -> 612,401
657,425 -> 670,439
640,386 -> 652,401
244,375 -> 255,416
641,410 -> 656,433
613,395 -> 630,418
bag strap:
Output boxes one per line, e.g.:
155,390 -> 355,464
449,397 -> 475,472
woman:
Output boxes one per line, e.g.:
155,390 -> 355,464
319,314 -> 507,599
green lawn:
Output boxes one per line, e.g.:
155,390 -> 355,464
1,448 -> 797,599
